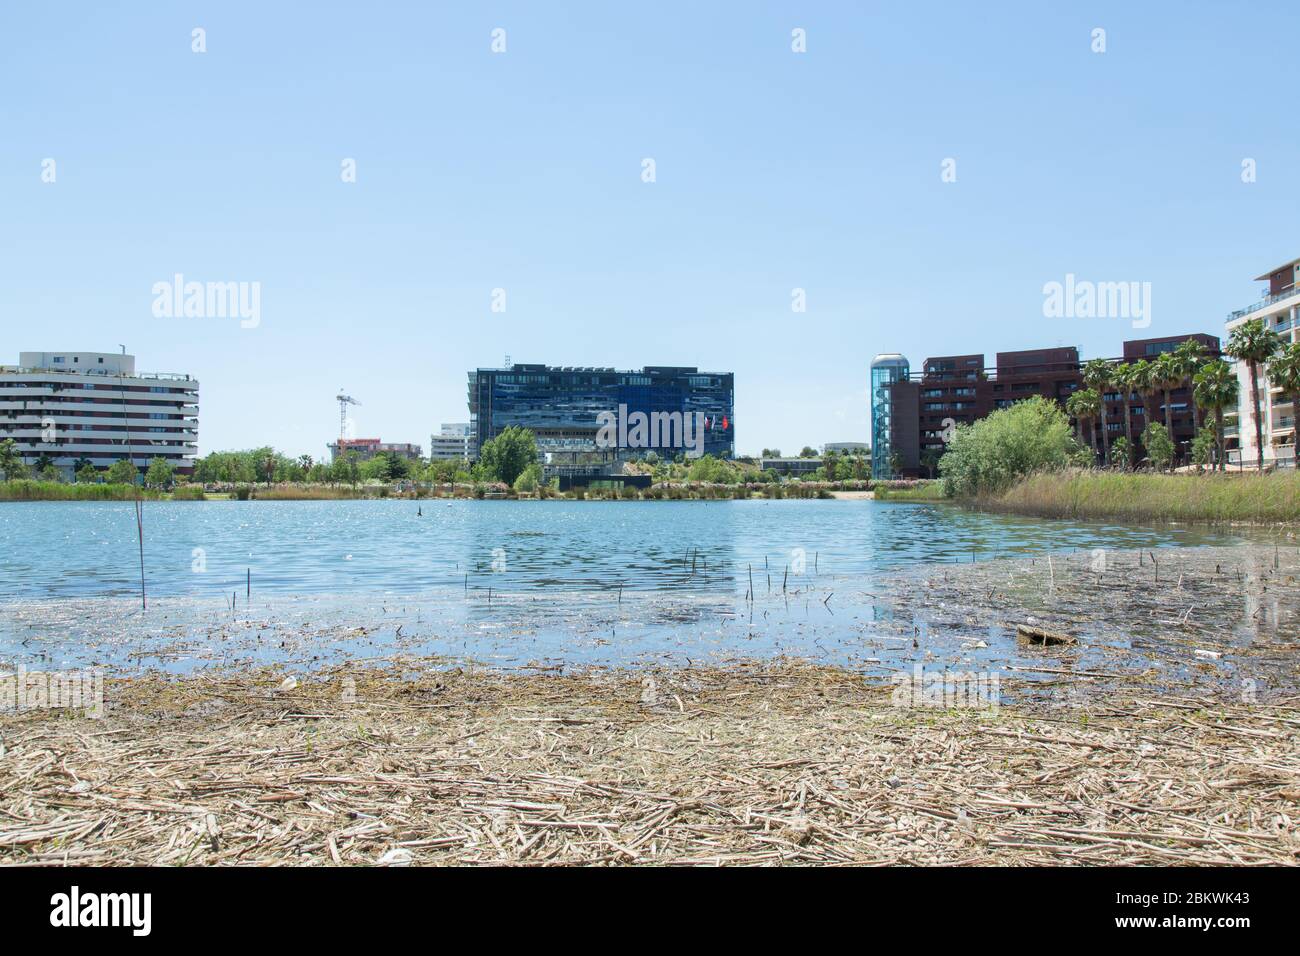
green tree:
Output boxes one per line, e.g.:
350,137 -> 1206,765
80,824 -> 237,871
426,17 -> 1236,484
1190,426 -> 1217,470
1172,338 -> 1208,431
1130,359 -> 1158,448
1225,318 -> 1282,471
1267,342 -> 1300,462
476,427 -> 537,485
76,463 -> 99,483
799,446 -> 817,458
920,446 -> 943,480
1111,362 -> 1140,468
1153,351 -> 1183,433
330,452 -> 361,486
0,439 -> 28,480
1142,421 -> 1174,472
939,396 -> 1077,497
1081,359 -> 1114,466
106,458 -> 139,485
1066,388 -> 1101,463
1109,436 -> 1131,469
145,456 -> 175,489
1193,359 -> 1238,473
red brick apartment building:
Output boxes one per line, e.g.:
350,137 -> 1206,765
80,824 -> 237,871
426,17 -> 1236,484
889,334 -> 1219,477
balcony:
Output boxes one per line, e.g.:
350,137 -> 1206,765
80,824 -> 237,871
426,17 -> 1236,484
1227,286 -> 1300,323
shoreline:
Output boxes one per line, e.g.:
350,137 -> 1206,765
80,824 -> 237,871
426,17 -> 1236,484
4,542 -> 1299,865
2,660 -> 1296,865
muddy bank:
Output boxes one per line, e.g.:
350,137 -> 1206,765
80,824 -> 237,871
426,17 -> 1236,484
1,661 -> 1297,865
878,542 -> 1300,700
4,544 -> 1298,702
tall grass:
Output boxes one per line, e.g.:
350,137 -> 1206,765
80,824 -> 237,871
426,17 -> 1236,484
250,485 -> 372,500
0,481 -> 209,501
0,481 -> 147,501
874,480 -> 947,502
978,468 -> 1300,524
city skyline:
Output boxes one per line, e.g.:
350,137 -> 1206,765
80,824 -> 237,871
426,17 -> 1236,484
5,2 -> 1299,458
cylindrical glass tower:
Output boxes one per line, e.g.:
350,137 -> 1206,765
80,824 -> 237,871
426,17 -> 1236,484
870,354 -> 910,479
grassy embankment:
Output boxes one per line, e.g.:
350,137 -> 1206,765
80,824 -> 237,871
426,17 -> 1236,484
0,481 -> 206,502
977,469 -> 1300,524
872,480 -> 947,502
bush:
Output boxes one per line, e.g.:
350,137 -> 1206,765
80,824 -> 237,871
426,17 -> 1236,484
1142,421 -> 1174,471
1190,426 -> 1216,469
939,396 -> 1078,498
1109,436 -> 1131,469
512,463 -> 542,494
685,455 -> 739,483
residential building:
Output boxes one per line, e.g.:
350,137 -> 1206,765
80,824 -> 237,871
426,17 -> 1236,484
327,438 -> 423,463
878,335 -> 1219,477
1115,334 -> 1220,457
467,363 -> 735,461
0,351 -> 198,479
1223,256 -> 1300,467
429,423 -> 473,462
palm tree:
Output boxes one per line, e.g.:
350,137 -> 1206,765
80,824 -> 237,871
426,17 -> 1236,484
1268,342 -> 1300,464
1067,388 -> 1101,463
1130,359 -> 1157,457
1172,338 -> 1208,431
1225,318 -> 1283,471
1065,391 -> 1087,446
1152,352 -> 1182,430
1081,359 -> 1114,467
1112,362 -> 1139,468
1194,360 -> 1238,472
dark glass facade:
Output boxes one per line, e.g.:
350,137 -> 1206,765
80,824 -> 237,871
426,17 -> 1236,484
468,364 -> 735,459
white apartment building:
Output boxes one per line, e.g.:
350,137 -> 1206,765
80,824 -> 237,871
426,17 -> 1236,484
428,422 -> 473,461
1224,258 -> 1300,467
0,352 -> 199,479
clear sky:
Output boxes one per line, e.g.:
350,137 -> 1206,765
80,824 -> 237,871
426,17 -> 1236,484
3,1 -> 1298,458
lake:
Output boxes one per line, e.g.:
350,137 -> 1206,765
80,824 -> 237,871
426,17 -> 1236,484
0,499 -> 1255,676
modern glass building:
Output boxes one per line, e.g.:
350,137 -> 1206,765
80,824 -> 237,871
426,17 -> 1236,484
467,364 -> 735,460
870,354 -> 909,479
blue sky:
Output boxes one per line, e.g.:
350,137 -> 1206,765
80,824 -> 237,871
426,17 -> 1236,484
3,1 -> 1298,458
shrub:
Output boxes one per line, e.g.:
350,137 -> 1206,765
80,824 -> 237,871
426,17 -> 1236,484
512,463 -> 542,494
939,396 -> 1078,498
1142,421 -> 1174,471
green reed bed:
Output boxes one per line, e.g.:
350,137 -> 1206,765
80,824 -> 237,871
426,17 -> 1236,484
979,468 -> 1300,524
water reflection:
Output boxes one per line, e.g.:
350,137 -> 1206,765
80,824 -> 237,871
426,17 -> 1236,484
0,499 -> 1247,602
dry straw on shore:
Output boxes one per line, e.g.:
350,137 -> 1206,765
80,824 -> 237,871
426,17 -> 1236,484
2,662 -> 1297,866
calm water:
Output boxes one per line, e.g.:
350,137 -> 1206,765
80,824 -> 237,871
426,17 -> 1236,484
0,499 -> 1256,676
0,498 -> 1240,600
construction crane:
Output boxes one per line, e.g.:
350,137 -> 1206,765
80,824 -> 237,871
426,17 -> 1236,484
336,390 -> 360,440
